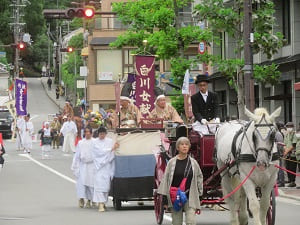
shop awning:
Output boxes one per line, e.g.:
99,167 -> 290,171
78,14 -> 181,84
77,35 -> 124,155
264,94 -> 292,100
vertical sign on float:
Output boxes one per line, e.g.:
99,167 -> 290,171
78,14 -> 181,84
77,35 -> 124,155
15,79 -> 27,116
135,55 -> 156,117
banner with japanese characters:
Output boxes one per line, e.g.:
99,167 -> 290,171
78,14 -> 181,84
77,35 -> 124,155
15,79 -> 27,116
135,55 -> 156,117
127,73 -> 136,102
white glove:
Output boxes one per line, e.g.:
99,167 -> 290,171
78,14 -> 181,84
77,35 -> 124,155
214,118 -> 220,123
201,119 -> 208,125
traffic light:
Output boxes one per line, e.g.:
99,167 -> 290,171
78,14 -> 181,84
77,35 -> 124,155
67,47 -> 74,53
65,8 -> 95,19
18,42 -> 26,50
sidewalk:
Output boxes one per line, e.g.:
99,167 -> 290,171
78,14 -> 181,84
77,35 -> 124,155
278,170 -> 300,201
40,77 -> 66,112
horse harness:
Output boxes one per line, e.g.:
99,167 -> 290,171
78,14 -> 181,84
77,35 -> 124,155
231,118 -> 280,164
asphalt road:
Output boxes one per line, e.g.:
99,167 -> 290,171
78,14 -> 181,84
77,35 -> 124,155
0,78 -> 300,225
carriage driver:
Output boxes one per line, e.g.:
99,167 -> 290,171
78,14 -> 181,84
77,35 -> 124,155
191,74 -> 219,125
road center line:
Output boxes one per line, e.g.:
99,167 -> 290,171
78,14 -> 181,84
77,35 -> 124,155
19,154 -> 76,184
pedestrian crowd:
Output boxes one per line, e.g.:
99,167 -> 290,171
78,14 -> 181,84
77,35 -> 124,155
276,121 -> 300,188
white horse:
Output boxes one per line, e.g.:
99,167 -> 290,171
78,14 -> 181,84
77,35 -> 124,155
215,107 -> 281,225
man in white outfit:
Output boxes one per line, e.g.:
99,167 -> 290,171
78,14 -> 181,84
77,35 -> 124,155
60,115 -> 77,153
22,114 -> 34,154
71,126 -> 95,208
16,115 -> 25,151
92,126 -> 119,212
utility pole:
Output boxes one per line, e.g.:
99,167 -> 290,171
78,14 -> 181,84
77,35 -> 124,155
10,0 -> 27,79
243,0 -> 255,112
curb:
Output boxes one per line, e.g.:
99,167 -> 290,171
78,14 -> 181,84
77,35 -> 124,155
278,189 -> 300,202
40,78 -> 63,111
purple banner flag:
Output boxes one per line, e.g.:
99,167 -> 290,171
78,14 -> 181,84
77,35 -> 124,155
15,79 -> 27,116
135,55 -> 156,117
127,73 -> 136,101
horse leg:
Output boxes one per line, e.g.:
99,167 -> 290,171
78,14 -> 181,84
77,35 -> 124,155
238,188 -> 248,225
243,180 -> 262,225
222,175 -> 240,225
259,178 -> 275,225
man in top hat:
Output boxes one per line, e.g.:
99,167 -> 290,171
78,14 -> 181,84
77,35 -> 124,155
149,87 -> 183,124
191,74 -> 219,124
283,122 -> 298,187
113,82 -> 141,128
22,113 -> 34,154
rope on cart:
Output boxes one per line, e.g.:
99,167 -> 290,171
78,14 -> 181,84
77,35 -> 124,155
275,164 -> 300,177
201,165 -> 256,204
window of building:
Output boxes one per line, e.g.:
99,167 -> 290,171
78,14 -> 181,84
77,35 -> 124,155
97,49 -> 122,82
282,0 -> 291,44
123,49 -> 134,74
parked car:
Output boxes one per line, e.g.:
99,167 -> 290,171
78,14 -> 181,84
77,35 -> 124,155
0,107 -> 13,139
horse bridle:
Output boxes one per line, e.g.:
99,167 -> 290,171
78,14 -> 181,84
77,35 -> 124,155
251,115 -> 277,159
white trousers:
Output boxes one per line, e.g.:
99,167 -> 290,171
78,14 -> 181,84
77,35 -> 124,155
62,133 -> 75,153
76,179 -> 94,200
93,192 -> 109,203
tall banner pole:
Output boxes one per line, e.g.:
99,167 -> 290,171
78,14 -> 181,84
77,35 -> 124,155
114,80 -> 121,128
134,55 -> 156,117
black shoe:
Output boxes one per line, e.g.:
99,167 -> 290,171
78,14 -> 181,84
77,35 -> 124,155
287,182 -> 296,187
277,183 -> 285,187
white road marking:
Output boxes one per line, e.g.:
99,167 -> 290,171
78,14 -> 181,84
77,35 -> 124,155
30,115 -> 39,121
0,217 -> 25,220
19,154 -> 76,184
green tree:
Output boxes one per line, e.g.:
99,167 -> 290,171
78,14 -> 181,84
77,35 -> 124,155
194,0 -> 284,118
111,0 -> 213,114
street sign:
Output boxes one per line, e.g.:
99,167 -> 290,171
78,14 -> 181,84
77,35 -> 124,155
77,80 -> 86,88
0,52 -> 6,58
80,66 -> 88,77
198,41 -> 206,54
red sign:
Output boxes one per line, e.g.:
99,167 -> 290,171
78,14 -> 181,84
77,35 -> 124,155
135,55 -> 156,117
198,41 -> 206,54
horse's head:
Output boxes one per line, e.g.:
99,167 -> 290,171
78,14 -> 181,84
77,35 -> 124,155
245,107 -> 281,170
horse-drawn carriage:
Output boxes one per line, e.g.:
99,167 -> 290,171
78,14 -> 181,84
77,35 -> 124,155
153,113 -> 278,225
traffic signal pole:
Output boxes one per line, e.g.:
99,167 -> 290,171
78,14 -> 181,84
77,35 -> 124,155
243,0 -> 255,112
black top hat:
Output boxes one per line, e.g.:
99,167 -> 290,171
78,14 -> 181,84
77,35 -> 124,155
195,74 -> 209,84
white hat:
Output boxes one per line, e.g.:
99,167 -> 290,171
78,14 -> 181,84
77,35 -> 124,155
120,96 -> 131,102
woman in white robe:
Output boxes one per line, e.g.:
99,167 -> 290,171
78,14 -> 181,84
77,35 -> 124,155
22,114 -> 34,154
92,126 -> 119,212
60,115 -> 77,153
16,115 -> 25,151
71,126 -> 95,208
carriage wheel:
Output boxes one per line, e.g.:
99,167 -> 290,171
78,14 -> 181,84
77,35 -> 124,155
154,193 -> 164,225
113,198 -> 122,210
266,189 -> 276,225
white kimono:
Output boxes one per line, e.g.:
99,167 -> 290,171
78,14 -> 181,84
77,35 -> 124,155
71,138 -> 95,200
22,121 -> 34,152
60,121 -> 77,153
92,137 -> 115,203
16,117 -> 25,150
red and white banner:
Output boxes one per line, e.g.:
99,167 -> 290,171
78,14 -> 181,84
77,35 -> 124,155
135,55 -> 156,117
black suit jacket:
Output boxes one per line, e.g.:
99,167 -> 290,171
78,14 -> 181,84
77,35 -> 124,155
191,91 -> 219,122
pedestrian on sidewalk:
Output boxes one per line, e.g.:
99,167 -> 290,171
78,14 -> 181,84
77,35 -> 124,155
47,77 -> 52,91
55,86 -> 60,100
39,122 -> 52,159
92,126 -> 119,212
22,114 -> 34,154
71,126 -> 95,208
283,122 -> 298,187
276,122 -> 285,187
50,116 -> 61,149
158,137 -> 203,225
60,115 -> 77,153
0,142 -> 5,173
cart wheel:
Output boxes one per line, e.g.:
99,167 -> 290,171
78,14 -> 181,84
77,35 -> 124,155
113,198 -> 122,210
266,189 -> 276,225
154,193 -> 164,225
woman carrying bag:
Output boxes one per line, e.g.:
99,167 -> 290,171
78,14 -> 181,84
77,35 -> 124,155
158,137 -> 203,225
